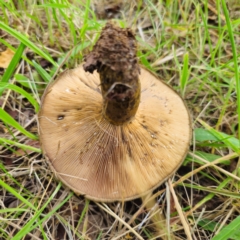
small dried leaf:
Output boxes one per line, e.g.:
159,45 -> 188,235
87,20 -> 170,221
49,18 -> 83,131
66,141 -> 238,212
0,48 -> 15,68
3,156 -> 13,166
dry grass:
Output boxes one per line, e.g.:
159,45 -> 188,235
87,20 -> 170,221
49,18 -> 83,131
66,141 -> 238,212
0,0 -> 240,239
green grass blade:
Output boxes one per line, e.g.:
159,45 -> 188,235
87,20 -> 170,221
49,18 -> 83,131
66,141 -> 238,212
221,0 -> 240,142
212,216 -> 240,240
38,3 -> 69,8
0,179 -> 36,210
0,137 -> 41,153
11,183 -> 62,240
180,183 -> 240,199
0,163 -> 34,197
79,0 -> 91,39
14,74 -> 32,89
0,43 -> 25,96
32,60 -> 51,82
28,192 -> 74,234
0,38 -> 16,51
0,83 -> 39,112
0,22 -> 57,67
0,208 -> 28,214
180,52 -> 189,97
76,199 -> 90,234
0,108 -> 37,140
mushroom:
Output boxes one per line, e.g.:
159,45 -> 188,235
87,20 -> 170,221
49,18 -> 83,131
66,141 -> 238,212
38,22 -> 191,202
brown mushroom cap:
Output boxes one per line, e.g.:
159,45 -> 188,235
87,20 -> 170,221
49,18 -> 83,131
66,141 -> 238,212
38,65 -> 191,202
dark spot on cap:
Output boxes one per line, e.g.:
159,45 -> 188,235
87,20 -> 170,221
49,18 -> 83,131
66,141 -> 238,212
57,115 -> 65,120
141,124 -> 148,129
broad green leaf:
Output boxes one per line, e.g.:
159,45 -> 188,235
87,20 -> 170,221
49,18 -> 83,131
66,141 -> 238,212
198,219 -> 218,232
195,128 -> 219,142
195,128 -> 240,152
193,151 -> 229,165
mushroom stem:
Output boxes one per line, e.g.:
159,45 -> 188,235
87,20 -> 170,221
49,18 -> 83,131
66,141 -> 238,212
100,67 -> 141,125
84,22 -> 140,125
